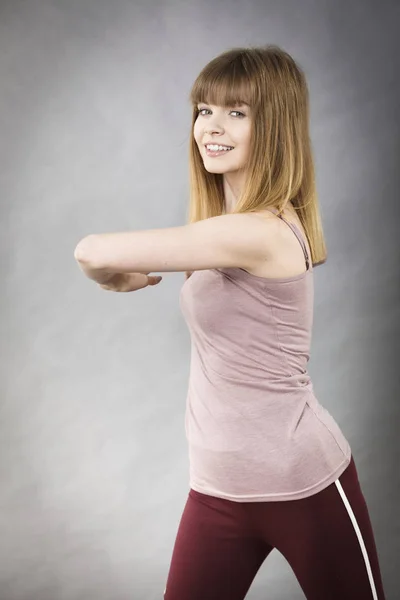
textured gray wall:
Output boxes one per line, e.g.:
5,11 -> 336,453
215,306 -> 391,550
1,0 -> 398,598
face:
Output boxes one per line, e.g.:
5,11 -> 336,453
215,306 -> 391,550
193,103 -> 252,177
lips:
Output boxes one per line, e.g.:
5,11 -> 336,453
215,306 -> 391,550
204,146 -> 234,157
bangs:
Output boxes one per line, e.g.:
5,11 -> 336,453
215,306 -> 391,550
190,53 -> 260,109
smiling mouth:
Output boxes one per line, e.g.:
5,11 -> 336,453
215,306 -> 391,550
205,146 -> 234,157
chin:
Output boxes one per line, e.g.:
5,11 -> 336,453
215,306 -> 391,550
203,166 -> 228,173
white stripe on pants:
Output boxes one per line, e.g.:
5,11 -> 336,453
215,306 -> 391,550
334,478 -> 378,600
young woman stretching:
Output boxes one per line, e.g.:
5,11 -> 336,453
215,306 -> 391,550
75,45 -> 386,600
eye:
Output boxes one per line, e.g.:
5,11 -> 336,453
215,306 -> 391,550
196,108 -> 246,118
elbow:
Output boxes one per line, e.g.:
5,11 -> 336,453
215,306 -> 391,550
74,236 -> 95,263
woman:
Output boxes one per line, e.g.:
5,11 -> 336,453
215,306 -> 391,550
75,45 -> 386,599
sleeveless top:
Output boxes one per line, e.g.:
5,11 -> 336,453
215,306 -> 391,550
179,208 -> 352,502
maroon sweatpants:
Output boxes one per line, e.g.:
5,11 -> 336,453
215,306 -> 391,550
164,456 -> 386,599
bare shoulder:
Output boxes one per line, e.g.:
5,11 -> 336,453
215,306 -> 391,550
183,212 -> 271,280
240,208 -> 311,279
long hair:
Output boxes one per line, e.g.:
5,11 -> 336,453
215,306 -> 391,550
186,45 -> 327,274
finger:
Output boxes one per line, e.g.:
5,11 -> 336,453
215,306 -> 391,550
135,273 -> 152,289
148,276 -> 162,285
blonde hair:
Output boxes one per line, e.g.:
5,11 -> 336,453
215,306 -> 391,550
186,44 -> 327,273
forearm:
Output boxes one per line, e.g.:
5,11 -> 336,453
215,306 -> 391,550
75,258 -> 115,284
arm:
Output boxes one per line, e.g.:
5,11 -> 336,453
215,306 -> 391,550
74,213 -> 271,277
75,261 -> 118,284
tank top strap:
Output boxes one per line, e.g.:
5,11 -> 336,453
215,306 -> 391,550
266,207 -> 310,270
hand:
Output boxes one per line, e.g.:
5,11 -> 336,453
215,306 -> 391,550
98,272 -> 162,292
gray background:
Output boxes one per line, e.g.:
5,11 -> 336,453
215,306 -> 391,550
1,0 -> 399,598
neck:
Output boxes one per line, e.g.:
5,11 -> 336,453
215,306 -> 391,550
223,172 -> 245,213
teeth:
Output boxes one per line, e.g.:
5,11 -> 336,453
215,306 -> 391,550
206,144 -> 233,151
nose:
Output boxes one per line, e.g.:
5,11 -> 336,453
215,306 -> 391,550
205,117 -> 224,135
206,126 -> 224,135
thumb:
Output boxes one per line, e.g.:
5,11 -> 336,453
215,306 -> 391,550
147,275 -> 163,285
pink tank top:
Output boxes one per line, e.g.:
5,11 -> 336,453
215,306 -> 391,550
179,209 -> 351,502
